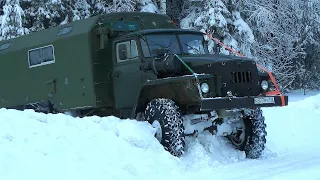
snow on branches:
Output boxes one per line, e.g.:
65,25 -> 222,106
180,0 -> 254,57
0,0 -> 319,90
0,0 -> 29,40
242,0 -> 319,90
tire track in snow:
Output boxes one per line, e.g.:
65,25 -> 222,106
236,156 -> 320,179
211,148 -> 320,180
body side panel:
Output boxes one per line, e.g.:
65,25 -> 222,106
0,29 -> 97,111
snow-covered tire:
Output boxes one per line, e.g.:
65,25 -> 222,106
229,108 -> 267,159
144,98 -> 185,157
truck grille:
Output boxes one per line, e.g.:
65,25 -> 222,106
231,71 -> 252,83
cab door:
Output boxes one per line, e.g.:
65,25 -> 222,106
113,38 -> 142,110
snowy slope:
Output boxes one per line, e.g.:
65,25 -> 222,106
1,91 -> 320,180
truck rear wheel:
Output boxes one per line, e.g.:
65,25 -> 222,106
229,108 -> 267,159
144,98 -> 185,157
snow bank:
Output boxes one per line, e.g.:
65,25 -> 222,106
0,109 -> 180,180
285,89 -> 320,102
1,92 -> 320,179
263,92 -> 320,155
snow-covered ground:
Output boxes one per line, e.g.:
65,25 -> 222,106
1,90 -> 320,180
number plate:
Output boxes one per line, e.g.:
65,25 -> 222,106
254,97 -> 275,104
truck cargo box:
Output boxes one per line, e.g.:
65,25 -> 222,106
0,12 -> 176,112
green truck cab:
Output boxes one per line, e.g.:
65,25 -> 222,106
0,12 -> 288,158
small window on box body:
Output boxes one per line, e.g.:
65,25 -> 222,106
57,26 -> 73,36
116,40 -> 139,62
28,45 -> 55,68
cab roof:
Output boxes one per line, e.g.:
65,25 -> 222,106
117,28 -> 205,39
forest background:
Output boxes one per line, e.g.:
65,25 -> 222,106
0,0 -> 319,92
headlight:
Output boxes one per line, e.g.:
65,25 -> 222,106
201,83 -> 209,93
261,80 -> 268,90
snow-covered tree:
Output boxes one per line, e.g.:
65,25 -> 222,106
241,0 -> 306,90
79,0 -> 106,16
72,0 -> 91,21
21,0 -> 67,32
59,0 -> 78,25
1,0 -> 318,91
228,2 -> 255,58
165,0 -> 184,26
288,0 -> 320,90
180,0 -> 254,57
0,0 -> 29,40
86,0 -> 137,15
104,0 -> 136,12
180,0 -> 231,53
137,0 -> 159,13
158,0 -> 166,14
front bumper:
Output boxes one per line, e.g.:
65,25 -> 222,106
200,95 -> 288,111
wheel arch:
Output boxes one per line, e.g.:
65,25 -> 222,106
133,83 -> 178,118
131,77 -> 201,118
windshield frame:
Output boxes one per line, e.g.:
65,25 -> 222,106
139,31 -> 210,58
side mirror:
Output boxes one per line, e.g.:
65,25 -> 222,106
118,44 -> 128,60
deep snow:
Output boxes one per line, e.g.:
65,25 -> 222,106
1,90 -> 320,180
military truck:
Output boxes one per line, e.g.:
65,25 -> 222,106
0,12 -> 288,159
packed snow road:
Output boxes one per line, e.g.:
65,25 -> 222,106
0,90 -> 320,180
178,147 -> 320,180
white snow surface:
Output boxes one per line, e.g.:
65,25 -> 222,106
1,90 -> 320,179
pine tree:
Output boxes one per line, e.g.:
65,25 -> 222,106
105,0 -> 136,12
158,0 -> 166,14
86,0 -> 108,16
181,0 -> 230,53
242,0 -> 306,90
166,0 -> 184,25
21,0 -> 67,32
227,1 -> 254,58
180,0 -> 254,57
0,0 -> 29,40
137,0 -> 159,13
72,0 -> 91,21
59,0 -> 76,25
289,0 -> 320,90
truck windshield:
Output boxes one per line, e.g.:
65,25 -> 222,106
140,33 -> 209,57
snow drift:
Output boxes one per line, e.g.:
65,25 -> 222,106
264,92 -> 320,154
0,91 -> 320,179
0,111 -> 180,180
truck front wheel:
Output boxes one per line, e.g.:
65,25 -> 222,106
229,108 -> 267,159
144,98 -> 185,157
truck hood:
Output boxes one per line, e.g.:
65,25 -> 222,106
178,54 -> 261,97
178,54 -> 258,75
179,54 -> 255,66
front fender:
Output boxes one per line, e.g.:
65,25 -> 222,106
134,74 -> 212,115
